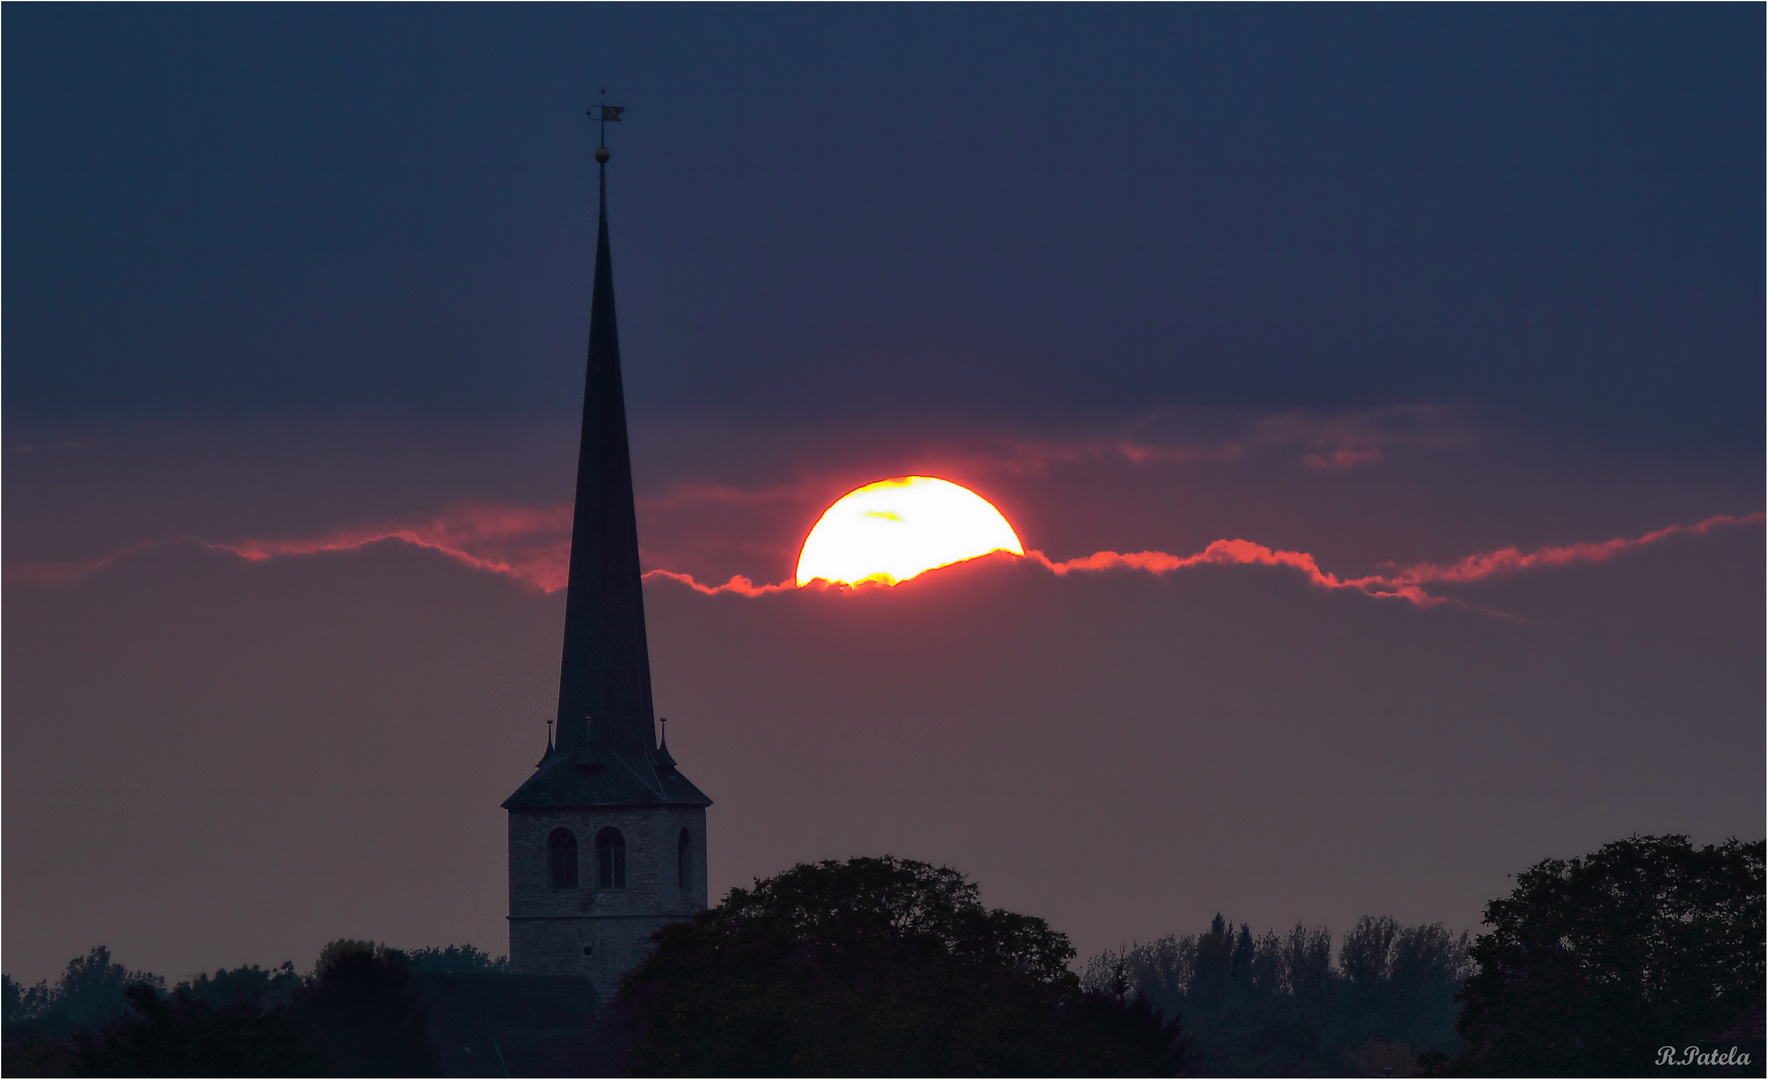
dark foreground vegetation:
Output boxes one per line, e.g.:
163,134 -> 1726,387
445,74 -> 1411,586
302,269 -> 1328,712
2,941 -> 511,1076
612,856 -> 1191,1075
1082,912 -> 1472,1075
1076,835 -> 1762,1076
3,835 -> 1759,1077
1452,835 -> 1763,1077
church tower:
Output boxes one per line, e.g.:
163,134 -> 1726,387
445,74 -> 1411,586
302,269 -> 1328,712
503,124 -> 711,994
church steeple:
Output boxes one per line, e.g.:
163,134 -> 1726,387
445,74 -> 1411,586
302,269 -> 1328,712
504,116 -> 709,813
553,141 -> 654,758
502,105 -> 710,991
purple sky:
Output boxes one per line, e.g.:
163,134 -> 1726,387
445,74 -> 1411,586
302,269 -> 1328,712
5,6 -> 1762,983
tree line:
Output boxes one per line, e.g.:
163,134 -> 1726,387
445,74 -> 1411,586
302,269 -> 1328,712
1080,912 -> 1473,1074
1067,835 -> 1762,1076
607,836 -> 1762,1077
3,941 -> 504,1076
2,833 -> 1760,1076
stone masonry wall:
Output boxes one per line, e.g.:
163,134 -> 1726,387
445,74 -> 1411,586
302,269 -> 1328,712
508,805 -> 708,993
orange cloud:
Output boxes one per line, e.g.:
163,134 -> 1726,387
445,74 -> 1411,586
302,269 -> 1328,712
8,503 -> 1759,621
640,570 -> 797,597
4,503 -> 573,593
1011,512 -> 1766,610
1024,540 -> 1442,608
214,503 -> 573,592
1378,513 -> 1765,588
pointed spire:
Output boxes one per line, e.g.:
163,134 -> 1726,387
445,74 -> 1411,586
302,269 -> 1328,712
537,719 -> 555,766
553,123 -> 656,758
504,107 -> 711,816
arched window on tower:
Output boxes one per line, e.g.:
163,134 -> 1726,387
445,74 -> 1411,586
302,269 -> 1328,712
548,828 -> 578,889
678,828 -> 691,890
596,827 -> 626,888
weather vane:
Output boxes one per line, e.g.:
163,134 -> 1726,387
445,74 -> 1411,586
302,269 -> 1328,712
589,88 -> 624,161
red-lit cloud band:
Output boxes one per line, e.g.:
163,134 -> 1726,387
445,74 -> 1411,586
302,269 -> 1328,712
1023,511 -> 1763,609
7,508 -> 1760,614
218,503 -> 573,592
5,504 -> 572,593
640,570 -> 798,597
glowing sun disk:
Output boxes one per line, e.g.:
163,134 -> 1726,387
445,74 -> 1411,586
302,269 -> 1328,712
795,476 -> 1024,587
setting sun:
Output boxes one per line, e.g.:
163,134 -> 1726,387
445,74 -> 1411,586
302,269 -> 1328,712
795,476 -> 1025,587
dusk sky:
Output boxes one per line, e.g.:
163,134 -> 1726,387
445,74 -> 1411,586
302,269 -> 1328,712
5,5 -> 1763,985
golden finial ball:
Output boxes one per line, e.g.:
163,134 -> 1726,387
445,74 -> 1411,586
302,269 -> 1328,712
595,146 -> 610,164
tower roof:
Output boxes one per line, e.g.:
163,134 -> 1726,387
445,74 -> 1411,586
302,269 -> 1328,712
505,136 -> 710,812
503,743 -> 709,810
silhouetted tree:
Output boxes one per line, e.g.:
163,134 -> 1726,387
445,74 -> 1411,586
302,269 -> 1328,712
2,947 -> 165,1076
1231,924 -> 1256,982
294,941 -> 439,1077
7,942 -> 526,1078
1456,835 -> 1765,1077
1190,914 -> 1234,1010
1246,929 -> 1285,996
180,964 -> 304,1014
1386,923 -> 1472,1051
619,856 -> 1193,1076
1086,911 -> 1473,1075
1340,915 -> 1398,989
3,947 -> 163,1040
1075,974 -> 1196,1078
74,982 -> 315,1077
1283,924 -> 1333,1006
403,945 -> 508,975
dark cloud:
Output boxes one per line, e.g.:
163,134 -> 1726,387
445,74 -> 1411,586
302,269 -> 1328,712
4,6 -> 1761,449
